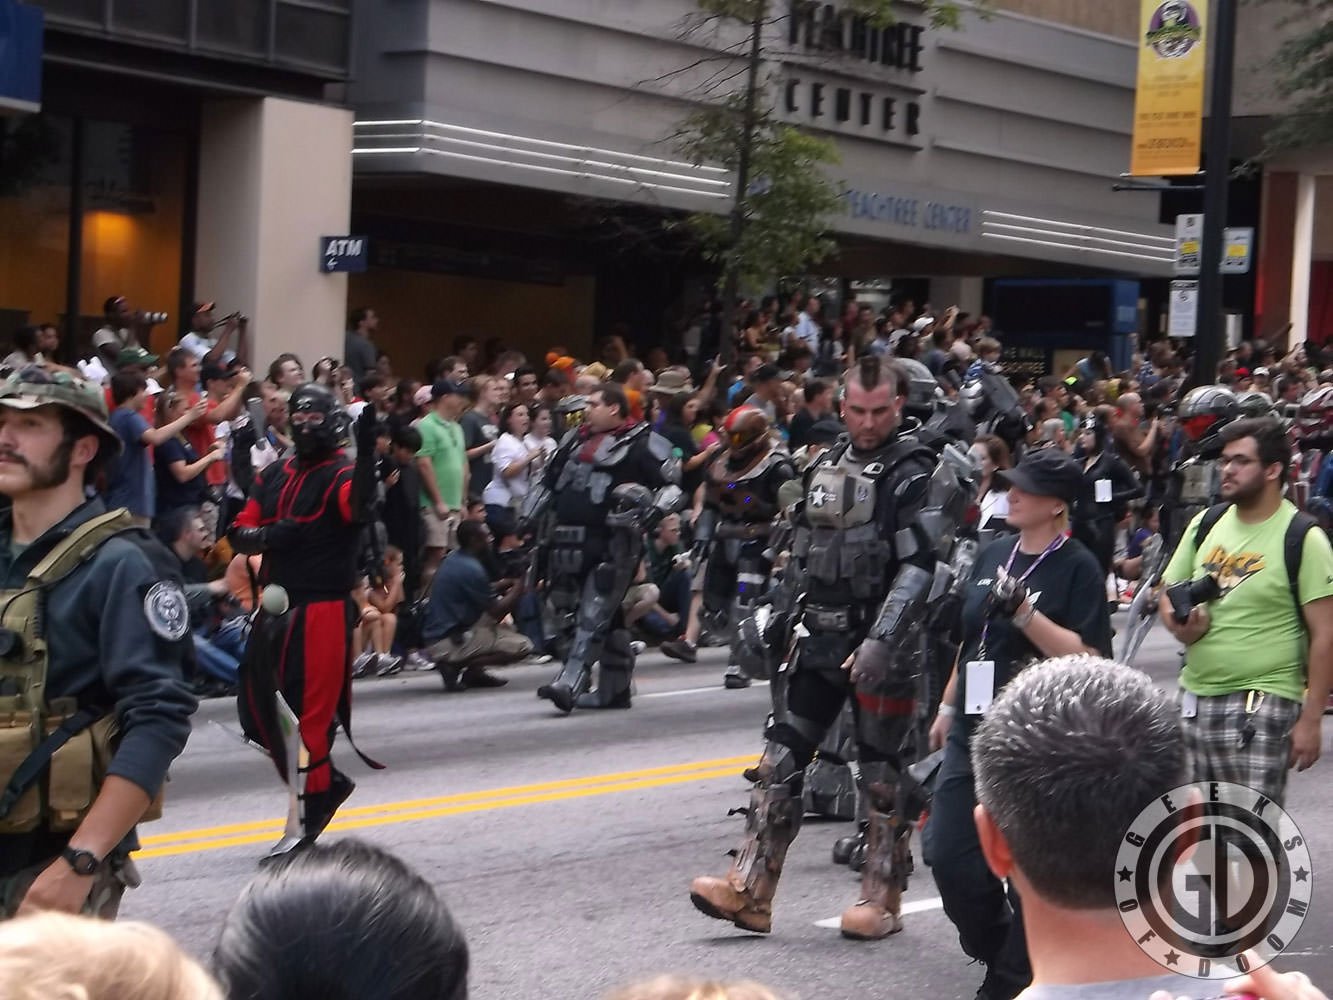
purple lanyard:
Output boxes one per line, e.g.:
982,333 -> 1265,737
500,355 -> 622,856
979,534 -> 1066,656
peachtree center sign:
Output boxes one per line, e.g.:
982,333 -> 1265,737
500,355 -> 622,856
844,188 -> 973,235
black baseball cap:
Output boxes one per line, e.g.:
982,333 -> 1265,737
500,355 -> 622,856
201,360 -> 241,383
431,379 -> 465,400
996,448 -> 1083,504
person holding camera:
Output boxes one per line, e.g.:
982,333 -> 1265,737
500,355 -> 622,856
924,447 -> 1113,1000
1160,416 -> 1333,805
421,519 -> 532,691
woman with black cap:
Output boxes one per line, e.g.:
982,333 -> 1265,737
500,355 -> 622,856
922,447 -> 1114,1000
1071,412 -> 1142,575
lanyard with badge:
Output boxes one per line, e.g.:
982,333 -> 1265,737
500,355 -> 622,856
964,534 -> 1065,716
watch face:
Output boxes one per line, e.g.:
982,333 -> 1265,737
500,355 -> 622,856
63,848 -> 98,876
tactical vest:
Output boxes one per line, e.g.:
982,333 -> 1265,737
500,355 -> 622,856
0,510 -> 164,835
704,448 -> 789,526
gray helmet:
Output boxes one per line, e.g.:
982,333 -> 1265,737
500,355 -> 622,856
894,358 -> 939,414
1177,385 -> 1238,447
1235,390 -> 1275,419
605,482 -> 654,529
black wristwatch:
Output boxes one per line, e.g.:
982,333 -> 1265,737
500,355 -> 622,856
60,846 -> 101,876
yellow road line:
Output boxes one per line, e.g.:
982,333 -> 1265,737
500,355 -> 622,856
136,754 -> 754,859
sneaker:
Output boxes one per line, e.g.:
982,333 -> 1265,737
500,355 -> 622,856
629,640 -> 647,657
351,651 -> 375,678
375,654 -> 403,677
527,652 -> 554,665
404,650 -> 433,671
660,639 -> 697,663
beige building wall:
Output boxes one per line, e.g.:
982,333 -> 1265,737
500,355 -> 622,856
196,97 -> 352,376
992,0 -> 1138,40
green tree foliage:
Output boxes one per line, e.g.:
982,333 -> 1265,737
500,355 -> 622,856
1267,1 -> 1333,151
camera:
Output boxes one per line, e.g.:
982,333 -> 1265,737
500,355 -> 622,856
1166,574 -> 1221,623
141,311 -> 169,325
497,547 -> 531,581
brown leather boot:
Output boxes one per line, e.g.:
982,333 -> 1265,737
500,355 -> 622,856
839,807 -> 908,940
690,782 -> 802,934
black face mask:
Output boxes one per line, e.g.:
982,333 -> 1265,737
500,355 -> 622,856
288,383 -> 341,459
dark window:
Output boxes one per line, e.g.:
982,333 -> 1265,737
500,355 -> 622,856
35,0 -> 104,26
112,0 -> 189,43
275,3 -> 349,71
197,0 -> 269,55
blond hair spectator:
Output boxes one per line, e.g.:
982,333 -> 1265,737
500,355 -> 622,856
0,912 -> 220,1000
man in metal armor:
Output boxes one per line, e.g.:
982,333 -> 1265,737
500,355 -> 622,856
690,356 -> 972,941
520,383 -> 683,713
674,406 -> 795,689
961,361 -> 1029,456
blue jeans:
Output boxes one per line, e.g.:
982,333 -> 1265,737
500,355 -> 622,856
921,720 -> 1030,989
638,569 -> 691,639
516,590 -> 546,653
193,634 -> 240,684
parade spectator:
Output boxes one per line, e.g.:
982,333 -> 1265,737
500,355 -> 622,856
523,404 -> 559,478
513,365 -> 540,406
1071,414 -> 1142,575
344,306 -> 380,380
787,378 -> 834,450
452,334 -> 481,374
91,295 -> 142,371
416,380 -> 469,588
178,302 -> 244,367
384,426 -> 424,601
1,326 -> 39,370
1160,416 -> 1333,803
969,434 -> 1012,533
638,513 -> 692,641
154,389 -> 227,525
107,372 -> 200,525
422,519 -> 531,690
483,403 -> 543,541
0,913 -> 221,1000
267,353 -> 304,391
786,295 -> 822,356
660,392 -> 716,502
1113,503 -> 1161,582
970,657 -> 1191,1000
213,840 -> 468,1000
1111,392 -> 1159,478
461,374 -> 504,496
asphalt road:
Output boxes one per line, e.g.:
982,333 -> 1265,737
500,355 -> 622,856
123,617 -> 1333,999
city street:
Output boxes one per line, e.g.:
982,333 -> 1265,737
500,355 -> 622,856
124,618 -> 1333,1000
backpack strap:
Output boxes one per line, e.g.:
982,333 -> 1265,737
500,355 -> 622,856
1192,503 -> 1231,555
1284,511 -> 1318,619
27,509 -> 135,590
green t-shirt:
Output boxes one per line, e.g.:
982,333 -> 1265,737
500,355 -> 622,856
416,411 -> 466,509
1163,500 -> 1333,702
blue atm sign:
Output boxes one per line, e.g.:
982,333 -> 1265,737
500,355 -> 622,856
320,236 -> 368,273
0,0 -> 44,114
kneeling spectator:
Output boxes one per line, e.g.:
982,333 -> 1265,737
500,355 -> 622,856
637,513 -> 692,641
423,519 -> 531,690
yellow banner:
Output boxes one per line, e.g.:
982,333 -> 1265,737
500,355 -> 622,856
1130,0 -> 1209,177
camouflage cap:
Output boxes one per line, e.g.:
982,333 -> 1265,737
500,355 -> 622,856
0,366 -> 122,454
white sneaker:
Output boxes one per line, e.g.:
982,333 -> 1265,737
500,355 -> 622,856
351,651 -> 375,678
527,653 -> 554,665
376,654 -> 403,677
630,640 -> 647,656
404,650 -> 433,671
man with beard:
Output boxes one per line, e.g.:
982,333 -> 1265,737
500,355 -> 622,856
1160,416 -> 1333,805
230,383 -> 382,860
0,367 -> 195,918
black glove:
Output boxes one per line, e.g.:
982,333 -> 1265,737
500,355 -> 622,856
848,638 -> 893,687
354,406 -> 380,451
986,569 -> 1028,621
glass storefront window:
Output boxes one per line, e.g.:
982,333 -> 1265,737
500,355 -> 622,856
0,115 -> 71,344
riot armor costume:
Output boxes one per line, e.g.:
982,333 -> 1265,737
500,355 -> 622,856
522,386 -> 683,713
690,357 -> 972,940
961,364 -> 1028,456
230,383 -> 382,860
1161,385 -> 1239,547
693,407 -> 796,689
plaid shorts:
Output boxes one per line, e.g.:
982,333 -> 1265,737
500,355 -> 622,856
1179,689 -> 1302,807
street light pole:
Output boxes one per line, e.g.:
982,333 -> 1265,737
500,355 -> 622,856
1191,0 -> 1238,387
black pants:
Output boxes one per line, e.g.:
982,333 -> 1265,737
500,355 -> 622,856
922,720 -> 1031,989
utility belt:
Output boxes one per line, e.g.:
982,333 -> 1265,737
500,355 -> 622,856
552,526 -> 586,546
715,521 -> 772,541
0,699 -> 163,836
802,604 -> 865,632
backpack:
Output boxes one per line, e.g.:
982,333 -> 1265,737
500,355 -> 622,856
1192,503 -> 1319,617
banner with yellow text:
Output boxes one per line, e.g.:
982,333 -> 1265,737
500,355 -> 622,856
1130,0 -> 1209,176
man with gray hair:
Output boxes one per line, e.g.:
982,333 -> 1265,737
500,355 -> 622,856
970,656 -> 1196,1000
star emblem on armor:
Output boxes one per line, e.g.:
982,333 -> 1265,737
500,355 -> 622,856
809,484 -> 834,508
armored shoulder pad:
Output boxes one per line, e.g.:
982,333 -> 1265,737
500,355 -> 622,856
647,431 -> 674,462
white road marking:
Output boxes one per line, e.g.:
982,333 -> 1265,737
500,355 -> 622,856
814,896 -> 943,928
640,681 -> 770,700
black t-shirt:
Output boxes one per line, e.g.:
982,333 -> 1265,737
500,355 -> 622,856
154,437 -> 208,514
953,534 -> 1113,725
659,422 -> 701,496
460,409 -> 499,496
788,408 -> 817,450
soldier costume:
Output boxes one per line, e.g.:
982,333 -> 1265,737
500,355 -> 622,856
230,383 -> 382,860
690,407 -> 796,689
0,367 -> 196,918
521,408 -> 683,713
690,357 -> 972,940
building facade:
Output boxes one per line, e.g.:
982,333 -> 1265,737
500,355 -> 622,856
347,0 -> 1179,371
1,0 -> 354,367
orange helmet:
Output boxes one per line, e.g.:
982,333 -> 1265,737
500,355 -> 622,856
723,406 -> 770,458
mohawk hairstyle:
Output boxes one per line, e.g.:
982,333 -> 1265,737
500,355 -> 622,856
846,355 -> 900,395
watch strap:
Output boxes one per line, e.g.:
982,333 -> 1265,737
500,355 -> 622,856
60,846 -> 101,876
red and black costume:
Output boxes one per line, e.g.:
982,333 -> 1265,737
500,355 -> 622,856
230,384 -> 380,858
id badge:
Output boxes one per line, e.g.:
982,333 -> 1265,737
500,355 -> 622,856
1181,691 -> 1199,719
1095,478 -> 1112,503
964,660 -> 996,716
